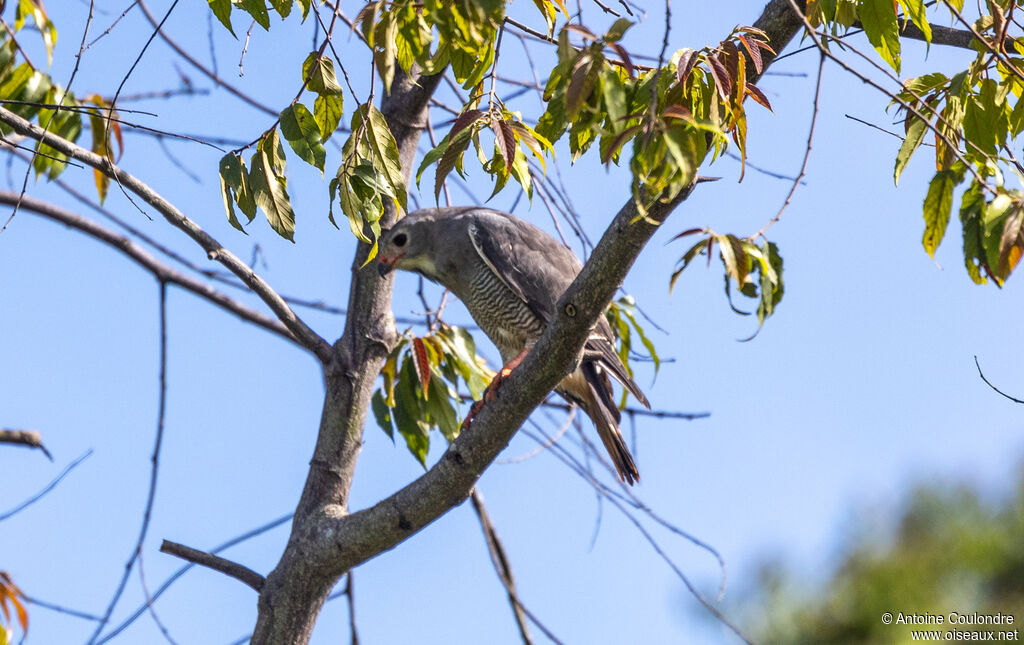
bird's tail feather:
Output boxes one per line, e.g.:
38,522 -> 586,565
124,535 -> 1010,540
581,362 -> 639,485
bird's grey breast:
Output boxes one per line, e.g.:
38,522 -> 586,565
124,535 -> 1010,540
461,247 -> 546,362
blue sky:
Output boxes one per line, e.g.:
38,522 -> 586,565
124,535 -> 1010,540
1,1 -> 1022,644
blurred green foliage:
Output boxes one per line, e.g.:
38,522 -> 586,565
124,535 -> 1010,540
738,468 -> 1024,645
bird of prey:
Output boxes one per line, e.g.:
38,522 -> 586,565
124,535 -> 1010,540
377,206 -> 650,484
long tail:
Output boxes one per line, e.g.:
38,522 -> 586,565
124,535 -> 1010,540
580,362 -> 639,485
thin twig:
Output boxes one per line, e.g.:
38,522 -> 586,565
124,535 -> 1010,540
86,282 -> 170,645
138,554 -> 180,645
22,595 -> 103,622
470,489 -> 539,645
345,573 -> 359,645
95,514 -> 292,644
137,0 -> 276,116
750,51 -> 825,241
0,450 -> 93,522
239,20 -> 256,76
159,540 -> 265,592
974,355 -> 1024,404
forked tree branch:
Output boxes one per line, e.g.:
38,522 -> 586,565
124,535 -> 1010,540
250,3 -> 807,643
0,106 -> 335,363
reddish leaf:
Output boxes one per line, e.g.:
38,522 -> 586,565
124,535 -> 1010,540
565,53 -> 598,117
671,227 -> 704,241
607,42 -> 635,78
720,41 -> 741,86
707,53 -> 732,99
675,48 -> 699,86
411,337 -> 431,397
600,123 -> 640,164
491,114 -> 516,173
110,120 -> 124,161
450,108 -> 485,139
745,84 -> 772,110
737,35 -> 763,74
662,104 -> 693,122
434,131 -> 472,200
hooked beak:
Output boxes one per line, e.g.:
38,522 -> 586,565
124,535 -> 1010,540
377,260 -> 394,277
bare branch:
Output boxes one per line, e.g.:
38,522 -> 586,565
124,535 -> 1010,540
96,513 -> 292,644
159,540 -> 265,592
87,283 -> 171,645
0,106 -> 335,363
750,51 -> 825,241
136,0 -> 277,116
974,355 -> 1024,404
0,450 -> 93,523
0,190 -> 298,346
470,489 -> 541,645
0,429 -> 52,459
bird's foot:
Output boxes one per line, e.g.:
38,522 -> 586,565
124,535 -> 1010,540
459,368 -> 511,432
459,349 -> 529,432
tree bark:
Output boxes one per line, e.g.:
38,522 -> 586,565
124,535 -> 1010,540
250,67 -> 443,644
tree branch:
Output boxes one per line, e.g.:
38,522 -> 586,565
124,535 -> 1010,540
245,8 -> 809,644
159,540 -> 265,592
974,355 -> 1024,404
0,428 -> 52,459
0,190 -> 298,346
250,65 -> 444,644
0,106 -> 335,363
470,489 -> 539,645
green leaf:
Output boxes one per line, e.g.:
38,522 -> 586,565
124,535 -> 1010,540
922,167 -> 962,258
250,138 -> 296,241
601,65 -> 627,127
603,18 -> 633,43
437,325 -> 491,399
302,52 -> 344,95
426,377 -> 460,442
959,181 -> 988,284
208,0 -> 235,36
619,306 -> 660,374
33,88 -> 81,180
894,115 -> 927,185
394,357 -> 430,467
239,0 -> 270,30
269,0 -> 292,19
371,390 -> 395,441
314,93 -> 344,141
899,0 -> 931,44
279,103 -> 325,173
219,153 -> 247,232
755,241 -> 785,328
361,104 -> 407,210
859,0 -> 901,73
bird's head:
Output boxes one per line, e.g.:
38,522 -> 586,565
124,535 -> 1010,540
377,211 -> 442,280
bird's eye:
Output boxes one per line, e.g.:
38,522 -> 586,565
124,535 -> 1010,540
393,232 -> 408,248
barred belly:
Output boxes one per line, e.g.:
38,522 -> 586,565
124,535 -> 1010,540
463,258 -> 546,362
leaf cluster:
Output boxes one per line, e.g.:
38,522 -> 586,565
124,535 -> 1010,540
0,23 -> 122,203
671,230 -> 785,336
371,325 -> 494,466
814,0 -> 1024,285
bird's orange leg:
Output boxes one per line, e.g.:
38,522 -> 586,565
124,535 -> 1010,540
460,346 -> 531,431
